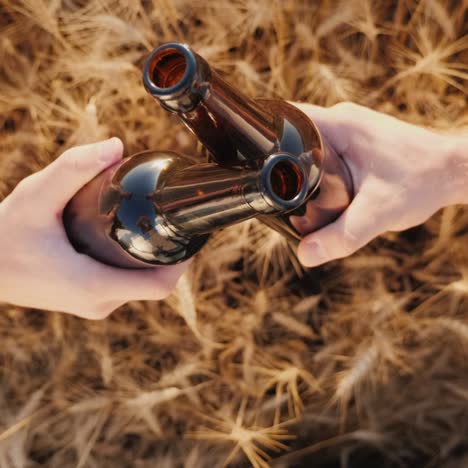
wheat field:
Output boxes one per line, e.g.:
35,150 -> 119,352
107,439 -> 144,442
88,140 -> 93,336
0,1 -> 468,467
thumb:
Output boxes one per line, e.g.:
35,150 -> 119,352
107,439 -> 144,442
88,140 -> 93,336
297,193 -> 382,267
31,137 -> 124,209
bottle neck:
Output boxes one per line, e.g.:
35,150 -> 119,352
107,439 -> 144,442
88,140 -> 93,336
143,43 -> 280,167
153,154 -> 308,236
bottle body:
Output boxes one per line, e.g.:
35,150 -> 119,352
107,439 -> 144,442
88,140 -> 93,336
143,43 -> 354,244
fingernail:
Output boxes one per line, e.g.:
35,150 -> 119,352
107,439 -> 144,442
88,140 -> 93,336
98,137 -> 123,166
301,239 -> 327,266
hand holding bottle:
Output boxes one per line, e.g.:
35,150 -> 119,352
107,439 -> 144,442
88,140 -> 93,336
294,102 -> 468,267
0,138 -> 190,319
1,104 -> 467,318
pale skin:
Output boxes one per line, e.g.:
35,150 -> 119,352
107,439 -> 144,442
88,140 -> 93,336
0,103 -> 466,318
0,137 -> 191,319
294,102 -> 468,267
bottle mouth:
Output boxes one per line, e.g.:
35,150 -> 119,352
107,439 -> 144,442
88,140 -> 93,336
261,153 -> 309,211
152,49 -> 187,88
143,43 -> 197,97
270,160 -> 303,200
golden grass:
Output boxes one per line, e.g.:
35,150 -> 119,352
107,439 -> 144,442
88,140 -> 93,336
0,0 -> 468,466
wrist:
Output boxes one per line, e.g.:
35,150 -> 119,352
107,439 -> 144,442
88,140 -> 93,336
439,133 -> 468,206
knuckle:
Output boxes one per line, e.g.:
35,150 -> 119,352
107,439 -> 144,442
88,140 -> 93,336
330,102 -> 365,126
332,101 -> 359,114
78,302 -> 115,320
64,301 -> 98,319
153,287 -> 170,301
59,148 -> 81,172
93,305 -> 115,320
330,102 -> 371,138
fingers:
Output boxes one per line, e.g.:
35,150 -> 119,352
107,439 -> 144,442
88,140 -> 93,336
26,138 -> 124,210
88,259 -> 192,302
297,192 -> 383,267
64,258 -> 192,319
291,102 -> 363,156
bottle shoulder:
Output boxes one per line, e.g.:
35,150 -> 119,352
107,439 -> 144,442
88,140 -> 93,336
255,98 -> 323,157
99,151 -> 209,264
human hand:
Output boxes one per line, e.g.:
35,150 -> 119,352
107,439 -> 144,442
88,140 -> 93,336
0,138 -> 190,319
293,102 -> 468,267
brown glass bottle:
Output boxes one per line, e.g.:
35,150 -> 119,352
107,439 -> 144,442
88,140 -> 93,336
63,150 -> 310,268
143,43 -> 354,243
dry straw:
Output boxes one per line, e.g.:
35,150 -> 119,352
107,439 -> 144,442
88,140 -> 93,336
0,0 -> 467,466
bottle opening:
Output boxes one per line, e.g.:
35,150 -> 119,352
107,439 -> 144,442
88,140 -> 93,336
270,160 -> 303,201
151,49 -> 187,89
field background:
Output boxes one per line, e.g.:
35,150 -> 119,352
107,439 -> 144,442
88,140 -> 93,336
1,1 -> 468,467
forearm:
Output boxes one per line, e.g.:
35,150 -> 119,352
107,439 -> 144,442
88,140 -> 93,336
443,133 -> 468,206
0,202 -> 10,302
